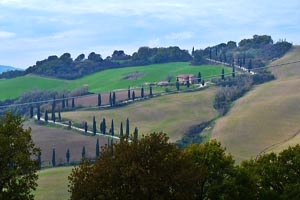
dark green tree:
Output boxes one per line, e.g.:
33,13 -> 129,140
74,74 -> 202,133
52,148 -> 56,167
66,97 -> 69,108
248,59 -> 252,73
202,79 -> 205,86
133,127 -> 138,141
109,92 -> 112,107
82,146 -> 86,160
126,118 -> 130,138
0,113 -> 40,200
84,122 -> 88,133
51,96 -> 56,122
120,122 -> 124,138
141,86 -> 144,98
232,65 -> 236,78
97,93 -> 101,107
149,86 -> 153,97
132,91 -> 135,101
62,94 -> 65,109
37,105 -> 40,121
58,111 -> 61,121
44,110 -> 49,122
111,119 -> 114,136
66,149 -> 70,164
127,86 -> 131,99
176,77 -> 180,90
198,72 -> 202,83
186,79 -> 190,88
112,92 -> 116,106
93,116 -> 97,135
72,98 -> 75,109
102,118 -> 106,134
221,68 -> 225,80
96,138 -> 100,158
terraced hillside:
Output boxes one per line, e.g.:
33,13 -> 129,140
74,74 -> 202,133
212,46 -> 300,162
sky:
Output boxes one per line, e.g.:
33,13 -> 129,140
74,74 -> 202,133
0,0 -> 299,69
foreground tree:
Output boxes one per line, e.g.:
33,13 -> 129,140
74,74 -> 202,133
0,112 -> 40,200
68,132 -> 201,200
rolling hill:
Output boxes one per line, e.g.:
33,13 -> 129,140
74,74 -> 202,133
0,65 -> 21,73
212,46 -> 300,162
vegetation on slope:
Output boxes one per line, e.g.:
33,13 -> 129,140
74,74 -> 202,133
212,46 -> 300,162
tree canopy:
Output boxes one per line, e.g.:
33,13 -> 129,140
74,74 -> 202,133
0,112 -> 40,200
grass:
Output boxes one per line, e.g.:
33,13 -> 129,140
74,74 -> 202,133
0,75 -> 68,100
0,62 -> 230,101
34,166 -> 72,200
212,46 -> 300,162
61,87 -> 219,142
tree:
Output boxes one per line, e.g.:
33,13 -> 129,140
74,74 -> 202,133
176,77 -> 180,90
141,86 -> 144,98
149,86 -> 153,97
52,148 -> 56,167
62,94 -> 65,109
58,111 -> 61,121
0,112 -> 40,200
109,92 -> 112,107
112,92 -> 116,106
82,146 -> 86,160
52,96 -> 56,122
97,93 -> 101,107
186,78 -> 190,88
120,122 -> 124,138
37,104 -> 40,121
66,149 -> 70,164
44,110 -> 49,122
132,91 -> 135,101
133,127 -> 138,141
126,118 -> 130,138
93,116 -> 97,135
184,140 -> 236,200
102,118 -> 106,134
84,121 -> 88,133
248,59 -> 252,73
111,119 -> 114,136
68,132 -> 200,200
127,86 -> 131,99
96,138 -> 100,158
202,79 -> 205,86
221,68 -> 225,80
232,65 -> 236,78
72,98 -> 75,109
198,72 -> 202,83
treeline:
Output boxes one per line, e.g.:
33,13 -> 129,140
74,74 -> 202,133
69,132 -> 300,199
0,47 -> 192,79
192,35 -> 292,68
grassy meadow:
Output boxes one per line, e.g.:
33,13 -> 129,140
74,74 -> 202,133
212,46 -> 300,162
34,166 -> 72,200
0,62 -> 229,100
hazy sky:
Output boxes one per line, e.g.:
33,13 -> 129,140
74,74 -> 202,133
0,0 -> 299,68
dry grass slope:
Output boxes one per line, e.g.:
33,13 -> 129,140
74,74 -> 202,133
212,46 -> 300,162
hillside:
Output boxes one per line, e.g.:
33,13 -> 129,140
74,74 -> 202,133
61,87 -> 219,142
212,46 -> 300,162
0,65 -> 21,73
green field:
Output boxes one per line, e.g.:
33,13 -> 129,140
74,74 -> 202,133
61,87 -> 219,142
0,62 -> 229,100
212,46 -> 300,162
34,166 -> 72,200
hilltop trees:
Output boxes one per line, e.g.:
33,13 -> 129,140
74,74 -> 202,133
68,132 -> 200,200
0,112 -> 40,200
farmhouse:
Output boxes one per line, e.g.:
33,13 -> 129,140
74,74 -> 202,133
177,74 -> 197,84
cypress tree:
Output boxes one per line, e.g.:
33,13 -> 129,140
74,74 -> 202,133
72,98 -> 75,109
112,92 -> 116,106
198,72 -> 202,83
232,65 -> 236,78
52,148 -> 56,167
192,46 -> 195,56
149,86 -> 153,97
82,146 -> 86,160
133,127 -> 138,141
93,116 -> 97,135
176,77 -> 180,91
52,111 -> 56,123
30,106 -> 33,118
141,86 -> 144,98
102,118 -> 106,134
97,93 -> 101,107
202,79 -> 205,86
127,86 -> 131,99
38,152 -> 42,168
186,79 -> 190,88
111,119 -> 114,136
120,122 -> 124,138
44,110 -> 48,122
66,97 -> 69,107
62,94 -> 65,109
84,121 -> 88,133
221,68 -> 225,80
58,111 -> 61,121
248,59 -> 252,73
37,105 -> 40,120
109,92 -> 112,107
68,120 -> 72,129
126,118 -> 130,138
96,138 -> 100,158
52,96 -> 56,122
66,149 -> 70,164
132,91 -> 135,101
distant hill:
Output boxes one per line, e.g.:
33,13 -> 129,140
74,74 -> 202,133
0,65 -> 22,73
212,46 -> 300,162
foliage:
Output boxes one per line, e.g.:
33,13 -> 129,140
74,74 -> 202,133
0,112 -> 40,200
68,132 -> 201,200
